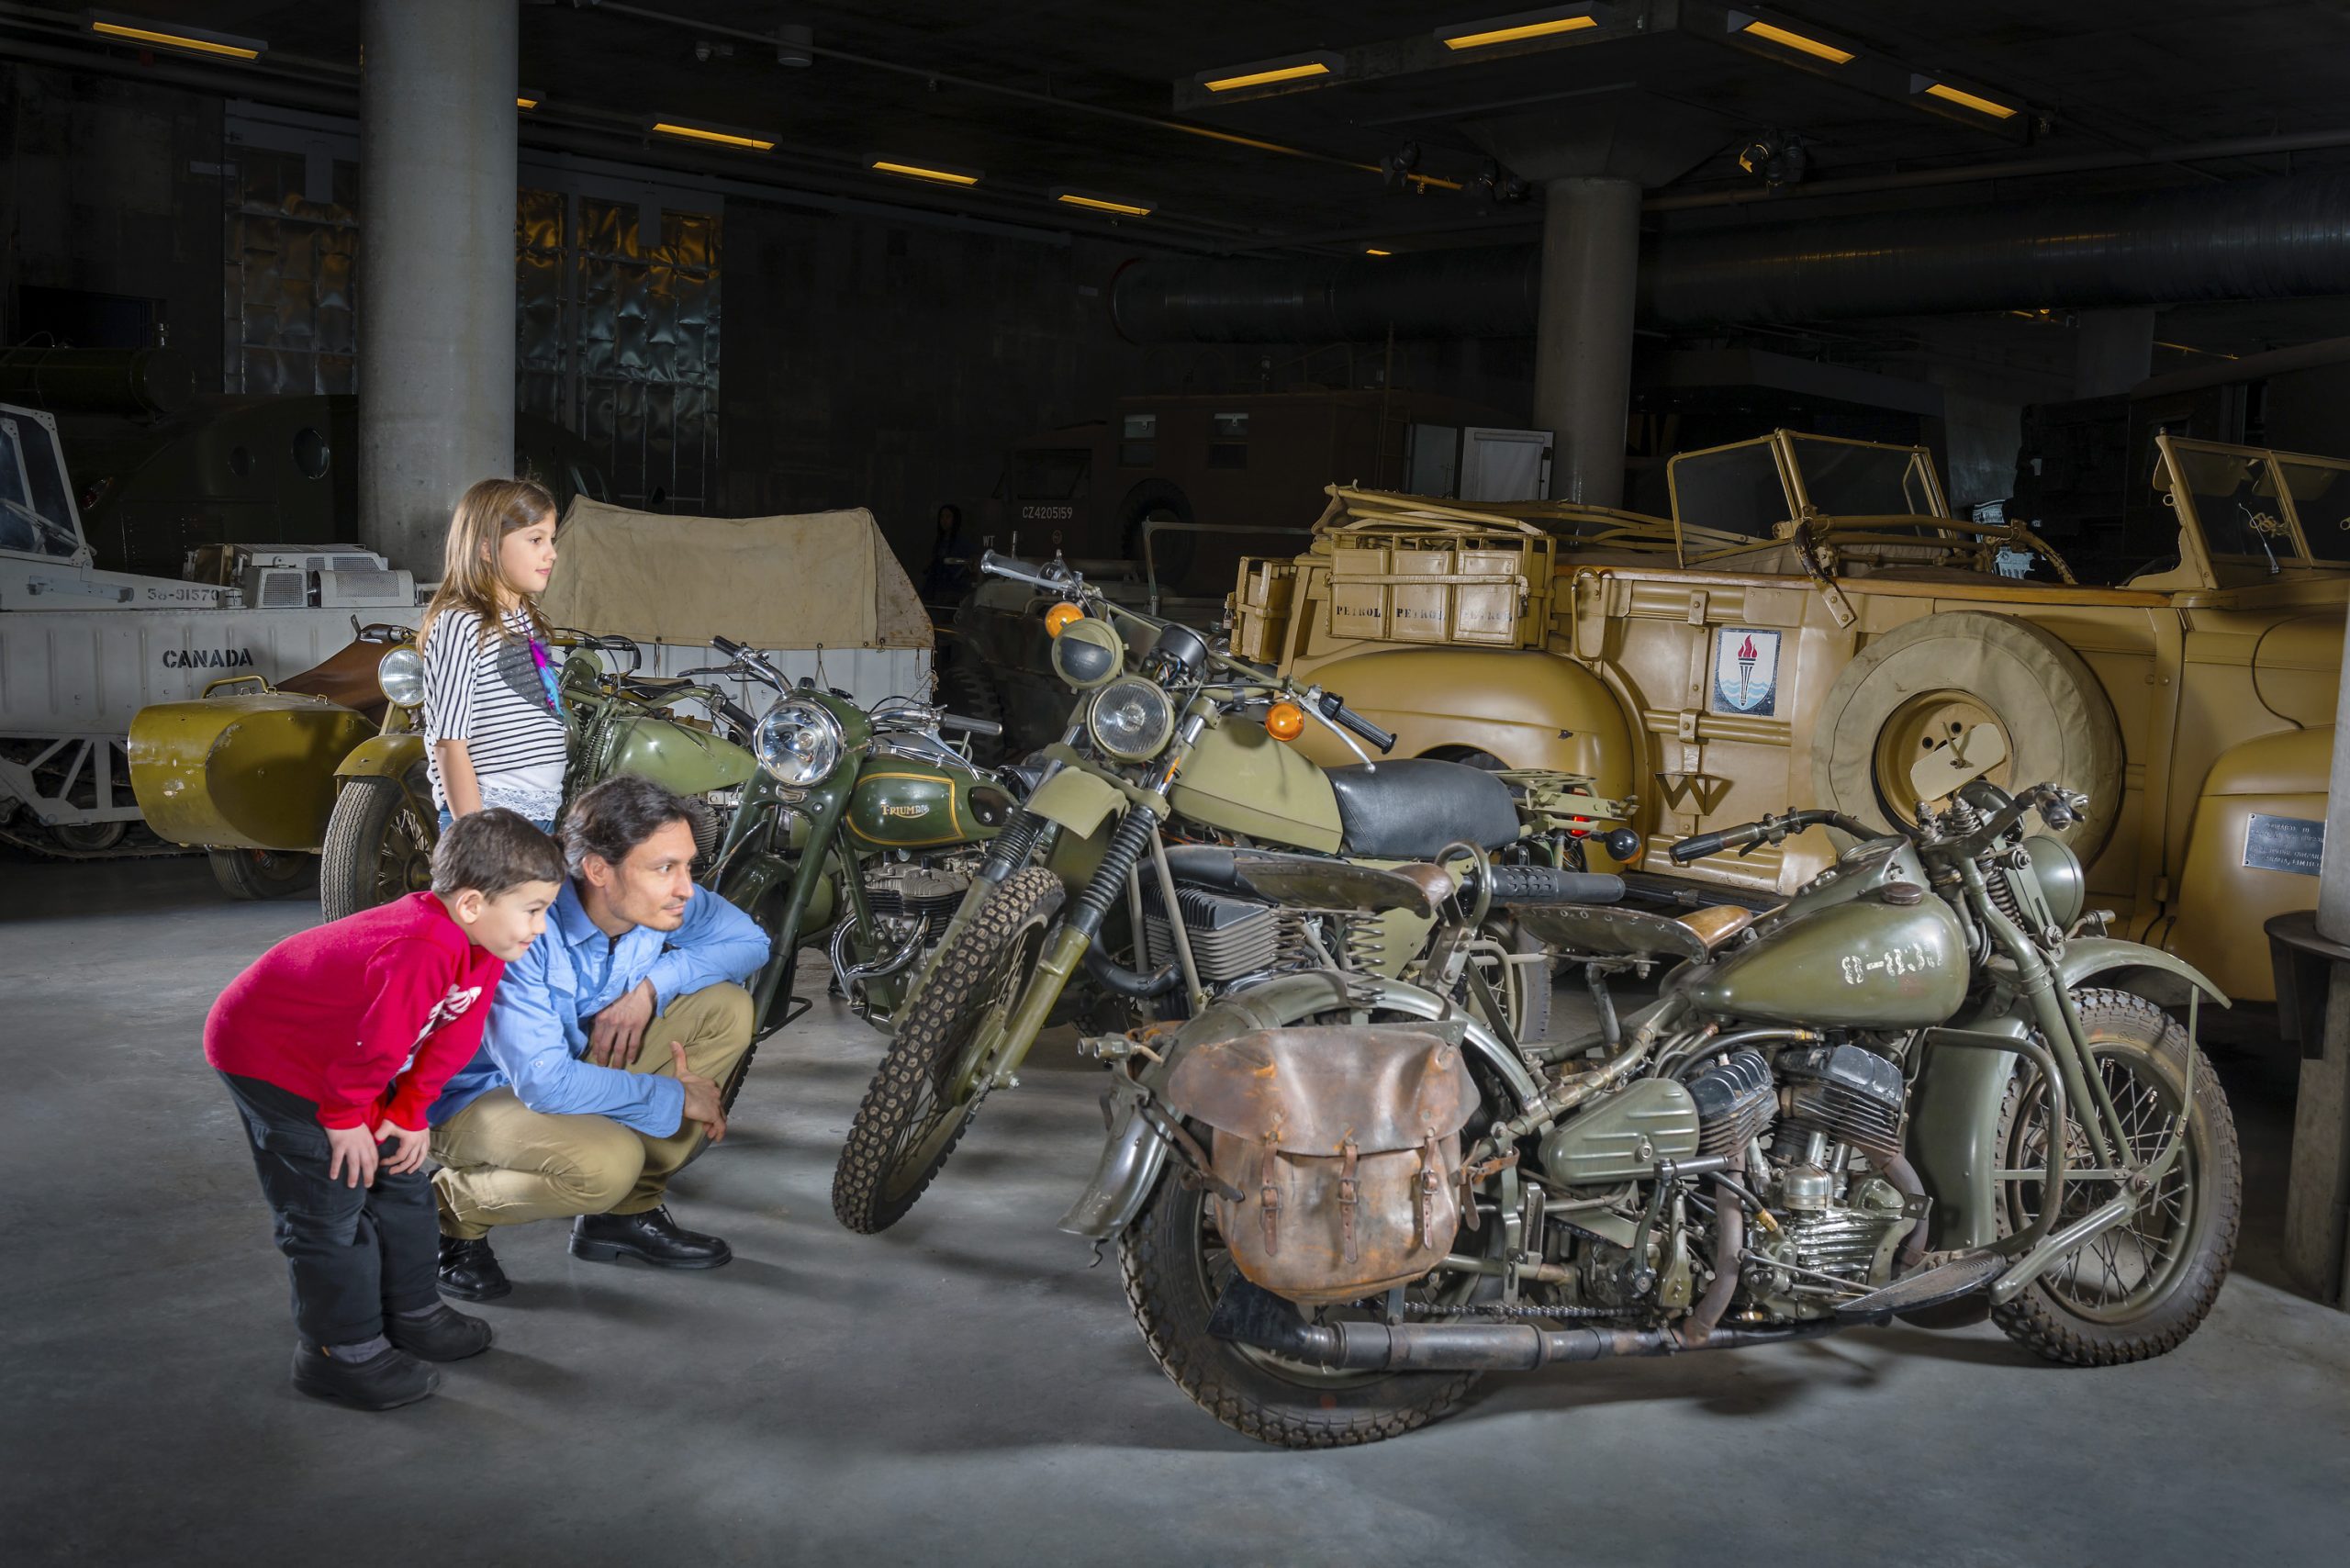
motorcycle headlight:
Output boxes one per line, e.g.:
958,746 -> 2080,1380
754,697 -> 844,787
378,647 -> 426,708
2021,834 -> 2085,928
1088,678 -> 1175,762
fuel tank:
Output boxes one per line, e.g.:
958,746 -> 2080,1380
1168,719 -> 1342,853
1680,890 -> 1967,1029
608,713 -> 756,798
845,758 -> 998,849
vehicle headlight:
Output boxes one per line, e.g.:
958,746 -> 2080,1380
1088,678 -> 1175,762
2021,834 -> 2085,928
754,697 -> 844,787
378,647 -> 426,708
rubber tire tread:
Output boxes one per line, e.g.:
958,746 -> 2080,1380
1989,988 -> 2242,1367
319,776 -> 408,923
1119,1166 -> 1481,1449
209,846 -> 317,902
830,866 -> 1064,1234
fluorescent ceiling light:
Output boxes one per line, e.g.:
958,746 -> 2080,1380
517,94 -> 543,111
1437,7 -> 1599,50
1365,247 -> 1392,256
85,10 -> 264,59
872,159 -> 980,186
1732,15 -> 1853,64
650,120 -> 777,151
1915,77 -> 2020,120
1196,51 -> 1343,93
1053,189 -> 1153,217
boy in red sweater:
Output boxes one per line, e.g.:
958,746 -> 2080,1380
207,809 -> 565,1410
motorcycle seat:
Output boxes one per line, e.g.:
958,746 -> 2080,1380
1326,760 -> 1520,860
1675,904 -> 1756,951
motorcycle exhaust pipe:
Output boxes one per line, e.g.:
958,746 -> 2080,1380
830,918 -> 930,996
1209,1280 -> 1836,1372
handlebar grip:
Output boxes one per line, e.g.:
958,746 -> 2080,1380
1479,865 -> 1627,907
1669,829 -> 1737,865
939,713 -> 1004,738
979,550 -> 1058,591
1318,692 -> 1395,755
711,634 -> 744,656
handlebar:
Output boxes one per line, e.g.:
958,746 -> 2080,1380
1318,691 -> 1396,755
979,549 -> 1075,594
937,712 -> 1003,738
1668,808 -> 1875,865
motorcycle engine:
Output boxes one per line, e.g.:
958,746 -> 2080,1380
863,860 -> 971,942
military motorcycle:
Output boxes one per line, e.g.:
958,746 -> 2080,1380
830,551 -> 1629,1234
1066,732 -> 2241,1446
319,630 -> 1013,1103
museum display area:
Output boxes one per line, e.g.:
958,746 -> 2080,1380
4,5 -> 2348,1564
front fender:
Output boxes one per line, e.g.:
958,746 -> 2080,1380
2057,937 -> 2232,1009
1055,971 -> 1539,1241
1025,764 -> 1125,839
335,732 -> 427,783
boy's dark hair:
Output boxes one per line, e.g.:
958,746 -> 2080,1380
559,774 -> 692,878
431,808 -> 566,898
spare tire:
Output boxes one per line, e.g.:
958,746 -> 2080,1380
1810,610 -> 2124,863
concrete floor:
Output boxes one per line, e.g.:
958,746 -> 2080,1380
4,856 -> 2348,1568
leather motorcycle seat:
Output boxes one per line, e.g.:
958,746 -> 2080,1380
1326,759 -> 1520,860
1675,904 -> 1757,951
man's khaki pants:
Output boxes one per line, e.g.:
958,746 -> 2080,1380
431,982 -> 755,1240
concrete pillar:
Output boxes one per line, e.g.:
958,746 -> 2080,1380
2283,621 -> 2350,1305
1531,177 -> 1641,509
357,0 -> 518,575
2074,308 -> 2157,398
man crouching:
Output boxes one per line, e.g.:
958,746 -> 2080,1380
429,775 -> 771,1298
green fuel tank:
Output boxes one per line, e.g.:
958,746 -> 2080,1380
607,714 -> 757,798
845,759 -> 1003,850
1680,890 -> 1967,1029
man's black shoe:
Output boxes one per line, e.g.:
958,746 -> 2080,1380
569,1205 -> 733,1269
437,1235 -> 512,1302
386,1303 -> 494,1361
291,1342 -> 438,1411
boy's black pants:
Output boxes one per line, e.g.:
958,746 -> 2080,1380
218,1071 -> 441,1346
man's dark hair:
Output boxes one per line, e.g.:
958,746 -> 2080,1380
559,774 -> 692,878
431,808 -> 566,898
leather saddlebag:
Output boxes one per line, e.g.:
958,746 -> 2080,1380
1164,1023 -> 1475,1306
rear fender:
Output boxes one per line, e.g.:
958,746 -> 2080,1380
1056,972 -> 1538,1240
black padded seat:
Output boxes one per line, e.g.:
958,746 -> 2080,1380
1325,759 -> 1519,860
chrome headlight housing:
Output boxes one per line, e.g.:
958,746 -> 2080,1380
754,697 -> 844,787
378,646 -> 426,708
1087,678 -> 1175,762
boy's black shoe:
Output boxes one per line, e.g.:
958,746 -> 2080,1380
437,1235 -> 512,1302
570,1205 -> 733,1269
291,1343 -> 438,1411
386,1303 -> 494,1361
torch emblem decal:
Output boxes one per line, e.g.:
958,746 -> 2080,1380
1711,627 -> 1782,716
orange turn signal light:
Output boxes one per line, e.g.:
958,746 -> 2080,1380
1045,602 -> 1085,638
1265,700 -> 1305,742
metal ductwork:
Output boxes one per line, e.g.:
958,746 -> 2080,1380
1113,175 -> 2350,340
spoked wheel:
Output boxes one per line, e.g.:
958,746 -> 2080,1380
208,847 -> 318,901
830,867 -> 1062,1234
1120,1131 -> 1497,1450
319,776 -> 436,922
1990,988 -> 2241,1365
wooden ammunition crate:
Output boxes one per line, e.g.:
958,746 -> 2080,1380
1324,523 -> 1553,648
1231,556 -> 1299,663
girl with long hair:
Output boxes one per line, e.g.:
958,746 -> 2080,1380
418,479 -> 568,830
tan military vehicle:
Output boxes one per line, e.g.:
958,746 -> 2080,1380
1235,430 -> 2347,1005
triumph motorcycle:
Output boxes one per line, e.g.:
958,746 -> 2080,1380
1064,731 -> 2242,1446
829,551 -> 1632,1234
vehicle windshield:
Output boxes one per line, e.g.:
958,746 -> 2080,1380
1788,435 -> 1943,519
1668,440 -> 1787,541
2275,455 -> 2350,564
0,410 -> 84,560
2168,445 -> 2309,570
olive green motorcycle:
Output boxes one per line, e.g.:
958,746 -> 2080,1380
830,552 -> 1629,1234
1069,733 -> 2242,1447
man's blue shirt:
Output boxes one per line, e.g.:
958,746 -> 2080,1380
430,879 -> 770,1136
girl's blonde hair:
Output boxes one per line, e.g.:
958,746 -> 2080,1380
420,477 -> 559,652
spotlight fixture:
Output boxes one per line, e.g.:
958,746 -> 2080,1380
776,23 -> 813,68
1736,130 -> 1809,188
84,8 -> 265,60
648,118 -> 778,152
1435,5 -> 1600,51
1725,11 -> 1852,64
871,158 -> 981,186
1910,73 -> 2020,121
1195,50 -> 1344,94
1052,189 -> 1153,217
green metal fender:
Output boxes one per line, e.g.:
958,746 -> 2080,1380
335,731 -> 427,783
2056,937 -> 2232,1010
1056,971 -> 1540,1241
1026,764 -> 1125,839
1910,938 -> 2227,1251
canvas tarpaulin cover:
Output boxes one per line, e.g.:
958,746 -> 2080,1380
540,498 -> 930,649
